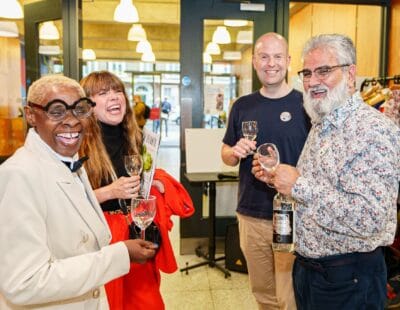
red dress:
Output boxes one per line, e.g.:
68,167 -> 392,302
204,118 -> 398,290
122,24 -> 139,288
103,169 -> 194,310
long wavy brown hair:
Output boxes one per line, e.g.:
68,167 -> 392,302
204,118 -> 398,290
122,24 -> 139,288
79,70 -> 142,189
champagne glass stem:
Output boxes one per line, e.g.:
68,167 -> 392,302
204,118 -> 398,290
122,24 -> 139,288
141,228 -> 145,240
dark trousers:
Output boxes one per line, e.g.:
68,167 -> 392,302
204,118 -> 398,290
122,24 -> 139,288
293,247 -> 386,310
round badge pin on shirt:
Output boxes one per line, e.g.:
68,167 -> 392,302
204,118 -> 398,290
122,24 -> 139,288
280,111 -> 292,122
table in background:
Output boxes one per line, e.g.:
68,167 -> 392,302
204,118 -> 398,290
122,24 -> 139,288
180,172 -> 238,278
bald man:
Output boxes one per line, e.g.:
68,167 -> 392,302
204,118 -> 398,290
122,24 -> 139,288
221,32 -> 310,309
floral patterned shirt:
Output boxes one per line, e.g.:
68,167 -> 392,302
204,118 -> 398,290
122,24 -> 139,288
293,92 -> 400,258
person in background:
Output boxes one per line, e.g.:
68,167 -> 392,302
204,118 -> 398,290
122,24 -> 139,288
253,34 -> 400,309
216,93 -> 224,111
152,100 -> 161,133
80,71 -> 194,310
133,94 -> 147,129
160,97 -> 171,137
215,93 -> 226,128
221,32 -> 310,310
0,75 -> 156,310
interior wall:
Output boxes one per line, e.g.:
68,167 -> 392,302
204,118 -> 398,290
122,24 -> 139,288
0,37 -> 24,158
288,3 -> 381,87
388,0 -> 400,77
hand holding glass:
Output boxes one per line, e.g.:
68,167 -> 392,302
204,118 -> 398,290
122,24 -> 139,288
257,143 -> 280,187
242,121 -> 258,141
124,155 -> 143,176
131,195 -> 157,240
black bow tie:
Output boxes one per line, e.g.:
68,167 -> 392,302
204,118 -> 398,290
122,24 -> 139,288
62,156 -> 89,172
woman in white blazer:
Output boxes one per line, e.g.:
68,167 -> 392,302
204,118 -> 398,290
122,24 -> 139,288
0,75 -> 156,310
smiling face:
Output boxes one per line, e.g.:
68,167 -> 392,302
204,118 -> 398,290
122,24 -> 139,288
252,33 -> 290,90
91,88 -> 126,125
25,86 -> 87,157
302,47 -> 356,122
80,71 -> 128,126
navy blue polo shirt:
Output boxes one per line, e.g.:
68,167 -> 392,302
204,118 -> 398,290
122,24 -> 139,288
223,89 -> 310,219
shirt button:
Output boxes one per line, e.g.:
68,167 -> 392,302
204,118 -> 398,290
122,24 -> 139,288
82,234 -> 89,243
92,288 -> 100,299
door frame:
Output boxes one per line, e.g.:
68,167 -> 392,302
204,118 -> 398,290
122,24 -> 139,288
24,0 -> 82,89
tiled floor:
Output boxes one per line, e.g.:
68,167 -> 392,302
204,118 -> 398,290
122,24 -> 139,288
156,144 -> 258,310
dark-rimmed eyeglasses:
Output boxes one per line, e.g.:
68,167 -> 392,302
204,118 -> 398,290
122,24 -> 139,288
297,64 -> 351,82
28,98 -> 96,121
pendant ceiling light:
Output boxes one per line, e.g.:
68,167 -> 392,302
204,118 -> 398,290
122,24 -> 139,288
82,49 -> 96,60
212,26 -> 231,44
0,0 -> 23,19
136,39 -> 152,53
223,19 -> 248,27
114,0 -> 139,23
236,30 -> 253,44
39,21 -> 60,40
203,52 -> 212,64
205,42 -> 220,55
0,21 -> 19,37
38,45 -> 61,55
223,51 -> 242,61
141,51 -> 155,62
127,24 -> 146,41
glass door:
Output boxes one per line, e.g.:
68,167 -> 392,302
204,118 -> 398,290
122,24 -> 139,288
130,72 -> 181,146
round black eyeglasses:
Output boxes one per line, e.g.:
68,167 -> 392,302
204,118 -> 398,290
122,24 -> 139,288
28,97 -> 96,121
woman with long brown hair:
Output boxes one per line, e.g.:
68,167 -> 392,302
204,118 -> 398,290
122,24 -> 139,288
79,71 -> 164,310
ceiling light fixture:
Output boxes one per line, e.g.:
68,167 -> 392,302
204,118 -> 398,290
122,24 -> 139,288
203,52 -> 212,64
223,19 -> 248,27
82,49 -> 96,60
114,0 -> 139,23
127,24 -> 146,41
38,45 -> 61,55
236,30 -> 253,44
212,26 -> 231,44
0,21 -> 19,37
141,51 -> 155,62
205,42 -> 220,55
136,39 -> 152,53
223,51 -> 242,61
0,0 -> 23,19
39,21 -> 60,40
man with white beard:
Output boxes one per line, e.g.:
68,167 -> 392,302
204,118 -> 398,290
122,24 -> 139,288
252,34 -> 400,309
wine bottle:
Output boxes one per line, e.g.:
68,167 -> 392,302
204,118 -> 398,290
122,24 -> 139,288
272,193 -> 295,252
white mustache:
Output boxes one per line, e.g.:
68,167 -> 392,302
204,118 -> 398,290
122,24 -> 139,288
307,85 -> 329,94
303,78 -> 348,123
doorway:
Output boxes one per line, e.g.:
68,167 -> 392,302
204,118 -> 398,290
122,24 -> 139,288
130,72 -> 180,147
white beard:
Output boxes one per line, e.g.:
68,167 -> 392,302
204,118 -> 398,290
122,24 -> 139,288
303,78 -> 350,123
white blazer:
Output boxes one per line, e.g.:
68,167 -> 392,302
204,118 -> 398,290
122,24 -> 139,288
0,129 -> 130,309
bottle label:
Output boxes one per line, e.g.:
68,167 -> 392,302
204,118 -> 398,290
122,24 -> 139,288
273,209 -> 293,244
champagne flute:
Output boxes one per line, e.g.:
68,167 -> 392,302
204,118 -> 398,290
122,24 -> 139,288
124,154 -> 143,176
242,121 -> 258,154
242,121 -> 258,141
257,143 -> 280,188
131,195 -> 157,240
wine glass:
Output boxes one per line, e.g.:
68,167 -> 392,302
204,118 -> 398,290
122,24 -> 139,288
242,121 -> 258,141
124,155 -> 143,176
131,195 -> 157,240
257,143 -> 280,187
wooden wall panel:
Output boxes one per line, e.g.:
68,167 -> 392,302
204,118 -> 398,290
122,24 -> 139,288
0,37 -> 23,157
0,38 -> 21,117
289,3 -> 382,87
311,4 -> 356,41
355,5 -> 381,77
388,0 -> 400,77
288,4 -> 313,87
